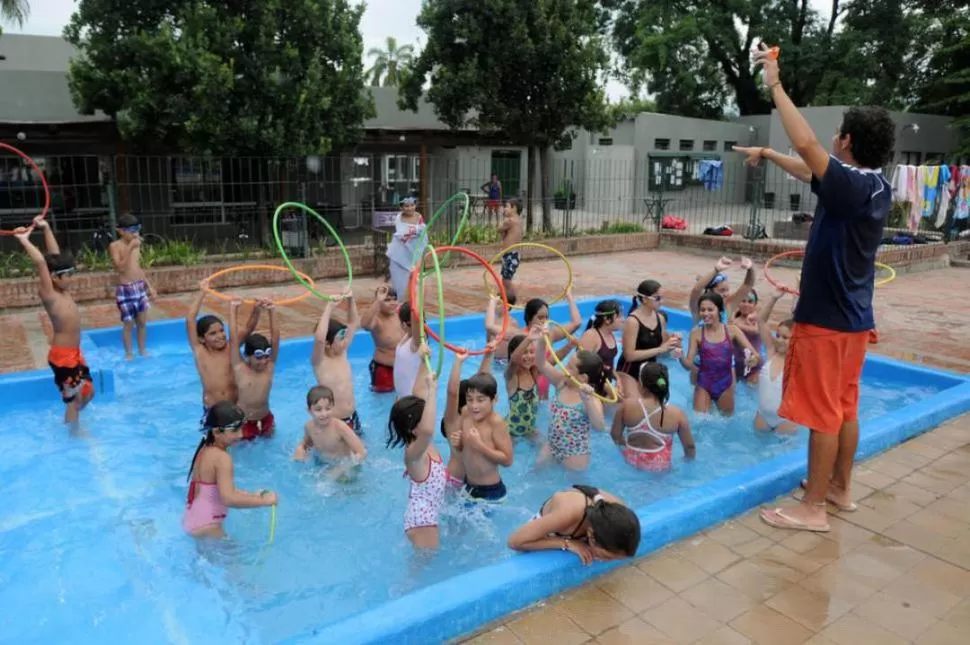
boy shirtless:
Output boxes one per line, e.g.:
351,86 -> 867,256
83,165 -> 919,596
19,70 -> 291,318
457,373 -> 514,503
229,299 -> 280,440
108,213 -> 156,359
311,290 -> 363,434
14,218 -> 94,428
294,386 -> 367,481
496,198 -> 524,303
186,281 -> 258,421
360,284 -> 404,393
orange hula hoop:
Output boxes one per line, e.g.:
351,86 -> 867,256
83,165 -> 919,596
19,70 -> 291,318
203,264 -> 317,306
0,142 -> 51,236
409,245 -> 511,356
762,249 -> 804,296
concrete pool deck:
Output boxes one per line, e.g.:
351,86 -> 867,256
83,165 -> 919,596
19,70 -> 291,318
2,248 -> 969,644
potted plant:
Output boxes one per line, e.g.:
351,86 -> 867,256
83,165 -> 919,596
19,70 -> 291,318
553,182 -> 576,210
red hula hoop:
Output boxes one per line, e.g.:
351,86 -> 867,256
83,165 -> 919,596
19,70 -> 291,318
763,249 -> 803,296
0,142 -> 51,236
408,245 -> 511,356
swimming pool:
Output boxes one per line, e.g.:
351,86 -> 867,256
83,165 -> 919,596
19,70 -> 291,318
1,297 -> 969,645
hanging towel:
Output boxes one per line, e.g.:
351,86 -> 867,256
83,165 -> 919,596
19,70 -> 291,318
921,166 -> 942,219
956,166 -> 970,221
698,160 -> 724,190
934,165 -> 954,228
891,165 -> 913,203
909,166 -> 925,231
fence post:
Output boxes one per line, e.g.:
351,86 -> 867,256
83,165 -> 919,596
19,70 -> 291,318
106,154 -> 119,230
744,168 -> 764,240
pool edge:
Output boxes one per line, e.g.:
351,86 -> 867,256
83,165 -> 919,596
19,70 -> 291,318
295,379 -> 970,645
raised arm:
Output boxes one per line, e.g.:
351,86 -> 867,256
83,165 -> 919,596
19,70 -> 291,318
34,217 -> 60,255
228,300 -> 243,369
534,328 -> 565,386
485,295 -> 503,337
237,302 -> 260,348
360,285 -> 387,331
733,145 -> 812,183
757,290 -> 785,349
267,301 -> 280,361
562,290 -> 582,335
405,369 -> 438,464
311,299 -> 336,367
14,228 -> 56,301
445,350 -> 467,429
186,285 -> 206,352
690,257 -> 732,317
726,257 -> 755,313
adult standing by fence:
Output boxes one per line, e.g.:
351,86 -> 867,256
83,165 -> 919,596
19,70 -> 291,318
386,197 -> 427,300
736,44 -> 895,533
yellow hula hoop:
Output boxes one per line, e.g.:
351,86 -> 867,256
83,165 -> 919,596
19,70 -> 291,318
484,242 -> 573,309
874,261 -> 895,287
542,321 -> 619,404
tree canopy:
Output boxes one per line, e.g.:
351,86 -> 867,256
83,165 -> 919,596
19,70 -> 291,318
399,0 -> 614,230
366,37 -> 415,87
0,0 -> 30,37
65,0 -> 374,155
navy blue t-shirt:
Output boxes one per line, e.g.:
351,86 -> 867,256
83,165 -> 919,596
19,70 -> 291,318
793,155 -> 891,332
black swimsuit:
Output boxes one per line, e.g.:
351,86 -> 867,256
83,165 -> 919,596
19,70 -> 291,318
595,329 -> 618,382
617,314 -> 663,379
536,485 -> 603,539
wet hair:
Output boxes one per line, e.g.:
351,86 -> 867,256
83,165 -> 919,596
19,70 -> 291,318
629,280 -> 661,315
196,314 -> 223,338
326,319 -> 347,344
465,373 -> 498,400
441,379 -> 472,438
575,350 -> 608,396
307,385 -> 335,408
505,334 -> 539,384
506,198 -> 523,215
704,273 -> 728,292
697,292 -> 725,318
384,287 -> 398,301
243,333 -> 270,356
187,401 -> 245,480
507,293 -> 517,307
117,213 -> 140,228
586,299 -> 623,331
638,362 -> 670,406
45,251 -> 76,275
839,106 -> 895,169
523,298 -> 548,326
584,495 -> 641,557
778,318 -> 795,330
398,302 -> 412,327
507,334 -> 527,360
387,395 -> 425,448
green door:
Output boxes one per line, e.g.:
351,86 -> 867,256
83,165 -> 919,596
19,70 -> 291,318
491,150 -> 522,199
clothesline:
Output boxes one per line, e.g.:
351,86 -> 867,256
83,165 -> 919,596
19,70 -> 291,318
891,163 -> 970,233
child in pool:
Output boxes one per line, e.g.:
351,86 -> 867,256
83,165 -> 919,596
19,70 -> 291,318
394,302 -> 423,400
617,280 -> 682,399
387,345 -> 446,549
183,402 -> 278,538
536,345 -> 608,471
13,219 -> 95,429
228,299 -> 280,440
386,197 -> 426,300
732,289 -> 763,385
458,370 -> 513,503
312,290 -> 364,435
507,485 -> 641,565
504,328 -> 543,439
525,292 -> 582,399
294,385 -> 367,480
360,284 -> 404,393
578,299 -> 625,398
611,362 -> 694,471
682,293 -> 760,415
753,289 -> 798,434
689,256 -> 756,323
496,198 -> 524,302
188,281 -> 258,419
485,294 -> 521,359
108,213 -> 157,359
441,345 -> 495,483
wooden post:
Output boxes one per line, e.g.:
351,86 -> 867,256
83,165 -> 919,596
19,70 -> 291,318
420,141 -> 428,216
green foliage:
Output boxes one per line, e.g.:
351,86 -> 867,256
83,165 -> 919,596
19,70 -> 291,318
399,0 -> 613,231
607,96 -> 658,122
64,0 -> 375,155
140,239 -> 207,267
913,7 -> 970,157
0,0 -> 29,30
598,221 -> 643,234
0,248 -> 36,279
367,37 -> 415,87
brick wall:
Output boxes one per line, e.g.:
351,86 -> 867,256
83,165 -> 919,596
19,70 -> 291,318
0,232 -> 660,310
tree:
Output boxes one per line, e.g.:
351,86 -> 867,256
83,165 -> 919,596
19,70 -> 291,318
914,4 -> 970,156
0,0 -> 30,36
399,0 -> 613,232
608,96 -> 658,121
366,37 -> 415,87
64,0 -> 374,156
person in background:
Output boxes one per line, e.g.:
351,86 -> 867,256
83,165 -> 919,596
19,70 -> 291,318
386,197 -> 426,302
108,213 -> 156,359
496,197 -> 524,303
480,173 -> 503,224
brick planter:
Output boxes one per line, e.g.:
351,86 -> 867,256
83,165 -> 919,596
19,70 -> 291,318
0,233 -> 660,310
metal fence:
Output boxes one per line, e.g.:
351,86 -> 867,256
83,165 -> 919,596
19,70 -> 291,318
0,149 -> 942,257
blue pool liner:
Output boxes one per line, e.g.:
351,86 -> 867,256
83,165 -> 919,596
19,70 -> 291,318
2,297 -> 969,645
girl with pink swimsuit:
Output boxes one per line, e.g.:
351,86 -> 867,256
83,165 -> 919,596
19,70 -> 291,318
611,363 -> 695,471
183,402 -> 278,538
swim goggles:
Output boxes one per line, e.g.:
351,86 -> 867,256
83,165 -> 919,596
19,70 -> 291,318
205,419 -> 244,433
122,225 -> 142,234
251,348 -> 273,359
705,273 -> 727,290
53,267 -> 77,277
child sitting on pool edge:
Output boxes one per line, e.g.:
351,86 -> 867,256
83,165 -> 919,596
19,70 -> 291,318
229,299 -> 279,440
108,213 -> 157,360
294,385 -> 367,481
312,290 -> 363,435
183,402 -> 277,539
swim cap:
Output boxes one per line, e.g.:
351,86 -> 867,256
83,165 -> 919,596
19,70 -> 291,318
203,401 -> 245,431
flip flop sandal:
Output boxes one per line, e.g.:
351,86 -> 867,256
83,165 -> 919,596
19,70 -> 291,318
760,507 -> 831,533
796,481 -> 858,512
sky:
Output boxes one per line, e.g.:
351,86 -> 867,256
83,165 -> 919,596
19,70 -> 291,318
7,0 -> 836,102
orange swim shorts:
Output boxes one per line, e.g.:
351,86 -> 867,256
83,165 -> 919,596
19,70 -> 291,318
778,323 -> 873,435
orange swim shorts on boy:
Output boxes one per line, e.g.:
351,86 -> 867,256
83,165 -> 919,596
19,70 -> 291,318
778,323 -> 872,435
48,346 -> 95,403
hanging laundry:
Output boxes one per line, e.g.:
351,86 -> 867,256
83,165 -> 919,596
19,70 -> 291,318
955,165 -> 970,221
909,165 -> 925,231
891,165 -> 915,203
934,165 -> 954,228
921,166 -> 942,219
698,159 -> 723,190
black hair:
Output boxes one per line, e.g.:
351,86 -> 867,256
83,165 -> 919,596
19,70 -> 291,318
575,349 -> 608,397
326,319 -> 347,344
440,379 -> 471,438
638,362 -> 670,407
507,334 -> 527,359
840,106 -> 896,170
398,302 -> 412,327
586,499 -> 641,557
505,333 -> 539,384
465,373 -> 498,400
117,213 -> 140,228
307,385 -> 335,408
524,298 -> 548,326
196,314 -> 223,338
385,287 -> 398,301
629,280 -> 661,316
243,333 -> 270,356
697,292 -> 725,317
387,395 -> 425,448
507,293 -> 517,307
779,318 -> 795,330
506,197 -> 523,215
187,401 -> 245,480
586,299 -> 623,331
45,251 -> 76,275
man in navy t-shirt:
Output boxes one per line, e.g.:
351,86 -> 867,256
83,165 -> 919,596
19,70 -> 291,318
736,44 -> 895,533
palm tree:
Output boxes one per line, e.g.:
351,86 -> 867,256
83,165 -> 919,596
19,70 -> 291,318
366,37 -> 414,87
0,0 -> 30,29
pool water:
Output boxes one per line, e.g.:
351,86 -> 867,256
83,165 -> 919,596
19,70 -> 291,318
0,307 -> 942,644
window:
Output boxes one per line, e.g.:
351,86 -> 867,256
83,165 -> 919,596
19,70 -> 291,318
925,152 -> 945,164
901,151 -> 922,165
654,138 -> 670,150
679,139 -> 694,151
171,157 -> 225,225
0,155 -> 105,220
724,141 -> 737,151
703,140 -> 717,152
597,138 -> 613,146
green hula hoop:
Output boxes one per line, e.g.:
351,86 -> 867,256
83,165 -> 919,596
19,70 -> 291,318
416,245 -> 446,378
272,202 -> 353,301
409,192 -> 471,269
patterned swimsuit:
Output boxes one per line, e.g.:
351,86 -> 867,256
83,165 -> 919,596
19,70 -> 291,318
549,390 -> 591,461
403,451 -> 448,532
507,384 -> 539,437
